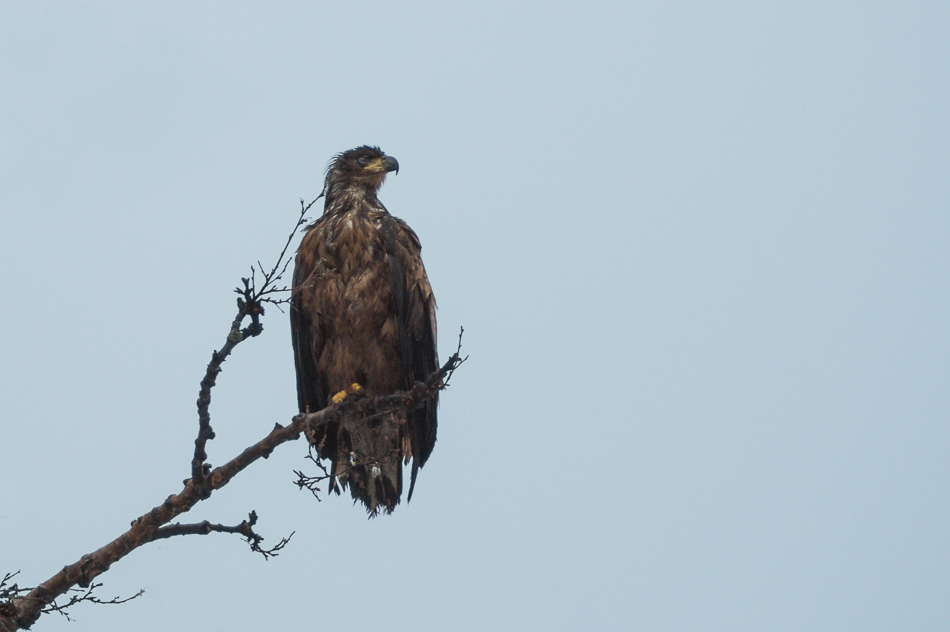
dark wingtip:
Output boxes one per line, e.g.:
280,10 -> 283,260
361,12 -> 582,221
406,460 -> 420,502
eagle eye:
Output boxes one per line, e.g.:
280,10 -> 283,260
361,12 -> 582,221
358,155 -> 370,166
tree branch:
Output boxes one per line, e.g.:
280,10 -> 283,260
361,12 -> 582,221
0,336 -> 464,631
191,196 -> 317,486
152,511 -> 294,560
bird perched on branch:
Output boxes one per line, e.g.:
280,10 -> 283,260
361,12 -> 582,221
290,146 -> 438,516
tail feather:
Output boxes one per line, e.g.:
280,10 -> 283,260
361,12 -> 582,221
333,410 -> 405,516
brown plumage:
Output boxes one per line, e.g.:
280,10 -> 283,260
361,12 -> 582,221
290,146 -> 438,515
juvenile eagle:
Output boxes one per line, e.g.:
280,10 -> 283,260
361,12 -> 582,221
290,146 -> 438,515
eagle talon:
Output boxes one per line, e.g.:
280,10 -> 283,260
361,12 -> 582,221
331,382 -> 366,404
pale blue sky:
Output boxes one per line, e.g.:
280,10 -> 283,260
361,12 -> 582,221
1,2 -> 948,631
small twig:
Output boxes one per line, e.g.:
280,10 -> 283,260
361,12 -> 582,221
251,195 -> 320,301
0,573 -> 142,625
293,443 -> 402,500
256,195 -> 321,309
442,326 -> 468,387
152,512 -> 294,560
0,573 -> 22,619
0,573 -> 19,600
293,447 -> 330,500
42,584 -> 144,622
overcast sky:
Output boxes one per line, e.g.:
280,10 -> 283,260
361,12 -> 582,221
1,2 -> 948,631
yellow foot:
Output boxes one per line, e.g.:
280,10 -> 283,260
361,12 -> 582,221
331,383 -> 365,404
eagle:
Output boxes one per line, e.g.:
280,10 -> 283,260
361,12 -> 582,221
290,146 -> 438,516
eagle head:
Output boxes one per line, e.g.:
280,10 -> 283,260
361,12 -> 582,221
324,146 -> 399,198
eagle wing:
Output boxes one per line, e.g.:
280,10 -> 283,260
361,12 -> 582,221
384,216 -> 439,500
290,216 -> 329,416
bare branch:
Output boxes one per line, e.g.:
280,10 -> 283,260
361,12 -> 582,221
152,512 -> 295,560
0,574 -> 23,623
0,572 -> 142,627
152,517 -> 250,541
293,447 -> 330,500
0,418 -> 307,630
191,199 -> 317,486
443,326 -> 468,388
0,341 -> 464,630
301,343 -> 465,440
251,194 -> 320,299
1,335 -> 464,630
41,584 -> 144,622
0,573 -> 20,601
